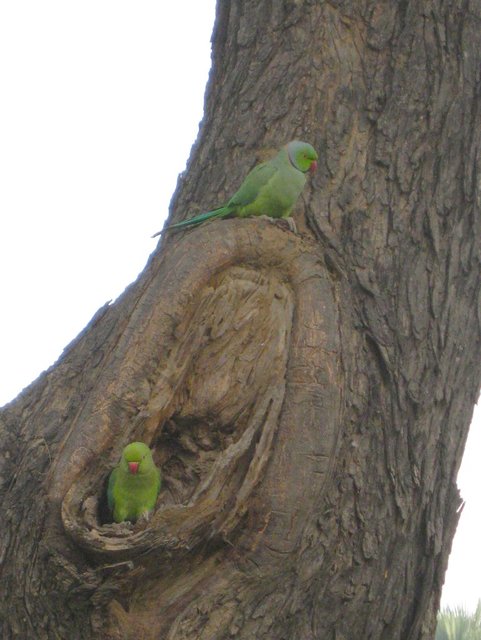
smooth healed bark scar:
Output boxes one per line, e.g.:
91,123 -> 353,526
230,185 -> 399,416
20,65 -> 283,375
55,219 -> 341,636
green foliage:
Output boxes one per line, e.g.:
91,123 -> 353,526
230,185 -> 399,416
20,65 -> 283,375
436,601 -> 481,640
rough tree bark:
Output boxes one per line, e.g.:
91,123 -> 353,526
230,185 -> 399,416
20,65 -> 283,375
1,1 -> 481,638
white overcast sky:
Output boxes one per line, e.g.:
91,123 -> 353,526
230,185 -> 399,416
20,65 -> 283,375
0,0 -> 479,614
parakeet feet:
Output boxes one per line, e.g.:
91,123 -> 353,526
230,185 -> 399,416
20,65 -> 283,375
154,141 -> 317,235
280,217 -> 298,234
138,510 -> 152,523
259,215 -> 298,234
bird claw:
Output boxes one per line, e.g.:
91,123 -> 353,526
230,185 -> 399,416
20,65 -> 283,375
257,215 -> 297,234
282,217 -> 298,234
266,216 -> 298,234
138,510 -> 151,523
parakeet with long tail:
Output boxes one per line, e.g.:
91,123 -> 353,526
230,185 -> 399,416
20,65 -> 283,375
107,442 -> 161,523
152,140 -> 317,236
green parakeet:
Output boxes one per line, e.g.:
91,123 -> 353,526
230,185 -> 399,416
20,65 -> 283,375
152,140 -> 318,236
107,442 -> 161,523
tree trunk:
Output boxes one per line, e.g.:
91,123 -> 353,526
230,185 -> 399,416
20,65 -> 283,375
1,2 -> 481,638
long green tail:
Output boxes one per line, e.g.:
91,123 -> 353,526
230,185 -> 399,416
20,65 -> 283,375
152,206 -> 232,237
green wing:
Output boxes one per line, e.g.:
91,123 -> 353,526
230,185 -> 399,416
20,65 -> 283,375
146,467 -> 162,509
167,162 -> 278,229
107,467 -> 118,512
227,161 -> 278,209
152,157 -> 280,236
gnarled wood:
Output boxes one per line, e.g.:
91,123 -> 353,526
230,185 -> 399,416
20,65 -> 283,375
1,1 -> 481,638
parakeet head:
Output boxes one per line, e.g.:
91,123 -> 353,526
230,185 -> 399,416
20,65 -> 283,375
287,140 -> 318,174
121,442 -> 154,475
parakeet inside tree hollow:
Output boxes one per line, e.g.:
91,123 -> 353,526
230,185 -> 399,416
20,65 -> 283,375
107,442 -> 161,523
152,140 -> 318,236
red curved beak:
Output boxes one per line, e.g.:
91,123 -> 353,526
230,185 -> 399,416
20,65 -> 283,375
310,160 -> 318,174
128,461 -> 139,474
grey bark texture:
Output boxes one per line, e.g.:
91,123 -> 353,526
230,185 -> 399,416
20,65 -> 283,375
1,1 -> 481,638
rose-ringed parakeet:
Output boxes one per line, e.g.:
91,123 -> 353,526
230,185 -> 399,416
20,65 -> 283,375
107,442 -> 161,523
152,140 -> 317,236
